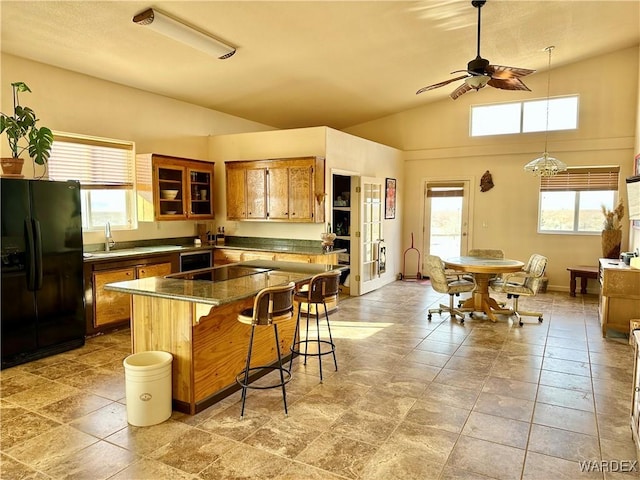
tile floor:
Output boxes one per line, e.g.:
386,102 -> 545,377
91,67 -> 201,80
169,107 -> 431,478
1,281 -> 639,479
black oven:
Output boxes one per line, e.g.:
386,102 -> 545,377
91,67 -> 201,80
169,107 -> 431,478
179,250 -> 212,272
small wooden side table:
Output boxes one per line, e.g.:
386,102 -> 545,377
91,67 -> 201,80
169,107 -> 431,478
566,265 -> 598,296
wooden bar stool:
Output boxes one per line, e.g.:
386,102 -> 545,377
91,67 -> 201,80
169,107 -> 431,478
289,271 -> 340,382
236,282 -> 295,418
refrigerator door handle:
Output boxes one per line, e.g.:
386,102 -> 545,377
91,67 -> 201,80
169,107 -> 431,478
25,217 -> 37,291
33,218 -> 44,290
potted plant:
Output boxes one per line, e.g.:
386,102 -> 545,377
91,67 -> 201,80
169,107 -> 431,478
0,81 -> 53,176
601,201 -> 625,259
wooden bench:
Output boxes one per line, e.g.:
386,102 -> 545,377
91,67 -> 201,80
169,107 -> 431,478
566,265 -> 599,296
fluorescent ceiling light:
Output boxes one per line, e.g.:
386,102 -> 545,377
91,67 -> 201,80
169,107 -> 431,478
132,8 -> 236,59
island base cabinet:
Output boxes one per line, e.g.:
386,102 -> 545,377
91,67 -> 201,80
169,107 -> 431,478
192,299 -> 297,408
131,294 -> 298,414
131,296 -> 194,410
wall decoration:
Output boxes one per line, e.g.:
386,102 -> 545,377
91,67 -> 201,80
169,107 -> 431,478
385,178 -> 396,219
480,170 -> 494,192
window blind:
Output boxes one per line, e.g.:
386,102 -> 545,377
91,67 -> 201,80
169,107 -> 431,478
48,132 -> 135,188
540,166 -> 620,192
427,183 -> 464,197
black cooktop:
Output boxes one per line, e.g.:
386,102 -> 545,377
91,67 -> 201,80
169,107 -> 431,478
170,265 -> 272,282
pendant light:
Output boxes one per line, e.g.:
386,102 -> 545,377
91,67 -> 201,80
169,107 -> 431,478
524,46 -> 567,176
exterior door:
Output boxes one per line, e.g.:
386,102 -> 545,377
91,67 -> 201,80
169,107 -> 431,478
424,180 -> 470,260
357,176 -> 385,295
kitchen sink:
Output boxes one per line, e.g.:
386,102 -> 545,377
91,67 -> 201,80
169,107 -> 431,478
84,245 -> 183,258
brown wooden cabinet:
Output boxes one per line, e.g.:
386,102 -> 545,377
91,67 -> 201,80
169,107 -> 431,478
225,157 -> 325,223
598,259 -> 640,337
144,154 -> 215,220
214,247 -> 337,266
93,268 -> 135,328
85,254 -> 178,335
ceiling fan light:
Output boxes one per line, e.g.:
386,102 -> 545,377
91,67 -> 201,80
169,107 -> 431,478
523,152 -> 567,176
465,75 -> 490,89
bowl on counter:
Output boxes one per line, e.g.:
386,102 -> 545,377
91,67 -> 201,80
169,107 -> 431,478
160,189 -> 179,200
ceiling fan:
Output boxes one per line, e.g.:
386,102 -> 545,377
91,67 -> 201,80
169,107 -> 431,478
416,0 -> 535,100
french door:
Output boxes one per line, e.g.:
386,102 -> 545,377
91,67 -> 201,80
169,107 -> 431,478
424,180 -> 471,260
357,176 -> 385,295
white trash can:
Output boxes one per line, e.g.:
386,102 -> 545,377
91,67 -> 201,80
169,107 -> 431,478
123,351 -> 173,427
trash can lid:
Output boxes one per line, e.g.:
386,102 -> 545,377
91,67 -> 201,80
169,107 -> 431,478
123,351 -> 173,369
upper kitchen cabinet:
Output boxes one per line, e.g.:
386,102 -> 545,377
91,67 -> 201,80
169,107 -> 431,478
225,156 -> 325,223
137,154 -> 214,221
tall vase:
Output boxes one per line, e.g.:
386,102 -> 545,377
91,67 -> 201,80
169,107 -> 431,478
601,229 -> 622,259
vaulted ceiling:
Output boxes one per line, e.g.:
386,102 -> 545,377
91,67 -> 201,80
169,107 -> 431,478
1,1 -> 639,130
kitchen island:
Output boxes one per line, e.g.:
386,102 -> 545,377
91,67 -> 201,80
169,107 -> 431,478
105,260 -> 343,414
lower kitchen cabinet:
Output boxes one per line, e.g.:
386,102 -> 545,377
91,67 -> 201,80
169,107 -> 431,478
84,254 -> 178,335
93,268 -> 135,328
214,248 -> 337,266
598,258 -> 640,337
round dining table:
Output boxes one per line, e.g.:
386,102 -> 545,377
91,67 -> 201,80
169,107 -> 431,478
444,256 -> 525,322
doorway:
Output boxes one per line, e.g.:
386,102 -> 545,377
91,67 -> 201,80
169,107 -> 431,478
423,180 -> 471,260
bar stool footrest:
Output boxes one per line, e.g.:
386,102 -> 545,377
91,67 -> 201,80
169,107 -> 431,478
236,366 -> 292,390
291,339 -> 336,358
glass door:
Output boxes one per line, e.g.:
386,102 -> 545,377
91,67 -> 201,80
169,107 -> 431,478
424,180 -> 470,260
358,176 -> 385,295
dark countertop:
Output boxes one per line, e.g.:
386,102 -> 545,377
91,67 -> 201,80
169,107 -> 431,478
213,243 -> 346,256
83,244 -> 214,263
104,260 -> 345,306
83,241 -> 344,263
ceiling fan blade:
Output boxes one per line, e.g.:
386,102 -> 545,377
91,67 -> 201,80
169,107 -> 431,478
486,65 -> 536,79
487,77 -> 532,91
416,74 -> 470,95
450,81 -> 475,100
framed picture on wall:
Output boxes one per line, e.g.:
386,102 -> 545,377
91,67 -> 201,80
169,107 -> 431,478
385,178 -> 396,219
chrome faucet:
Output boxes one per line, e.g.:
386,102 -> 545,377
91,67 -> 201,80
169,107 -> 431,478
105,221 -> 116,252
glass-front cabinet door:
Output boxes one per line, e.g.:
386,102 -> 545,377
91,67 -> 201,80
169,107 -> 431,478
188,167 -> 213,217
156,164 -> 186,218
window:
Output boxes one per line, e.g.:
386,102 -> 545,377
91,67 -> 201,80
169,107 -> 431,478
471,95 -> 578,137
538,166 -> 620,234
48,133 -> 136,231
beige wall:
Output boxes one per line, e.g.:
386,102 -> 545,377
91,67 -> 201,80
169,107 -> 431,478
1,53 -> 272,246
3,46 -> 639,292
346,47 -> 640,292
208,127 -> 404,290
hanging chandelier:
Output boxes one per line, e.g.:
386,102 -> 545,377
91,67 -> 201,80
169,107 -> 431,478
524,46 -> 567,177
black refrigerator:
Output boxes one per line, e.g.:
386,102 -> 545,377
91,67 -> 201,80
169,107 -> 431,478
1,178 -> 85,369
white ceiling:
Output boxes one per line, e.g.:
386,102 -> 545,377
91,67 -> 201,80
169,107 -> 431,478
1,1 -> 639,130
